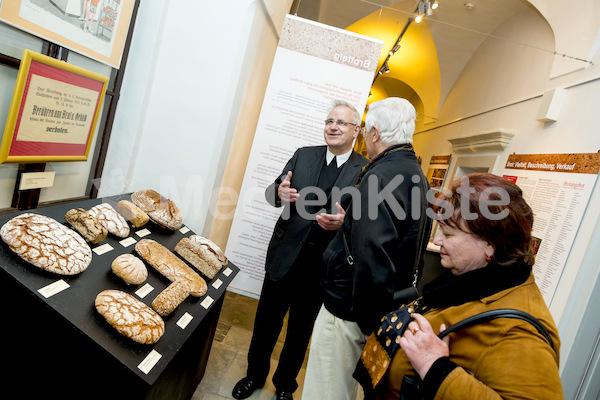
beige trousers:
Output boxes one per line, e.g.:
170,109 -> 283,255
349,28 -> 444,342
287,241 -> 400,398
301,305 -> 366,400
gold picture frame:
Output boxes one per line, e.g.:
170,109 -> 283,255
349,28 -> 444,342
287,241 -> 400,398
0,49 -> 109,164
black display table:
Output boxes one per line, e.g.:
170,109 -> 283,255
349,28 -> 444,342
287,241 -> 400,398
0,195 -> 238,399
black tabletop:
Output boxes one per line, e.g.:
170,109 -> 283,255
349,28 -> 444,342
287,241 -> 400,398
0,194 -> 238,385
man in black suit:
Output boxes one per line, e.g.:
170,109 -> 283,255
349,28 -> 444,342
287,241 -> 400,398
232,101 -> 369,400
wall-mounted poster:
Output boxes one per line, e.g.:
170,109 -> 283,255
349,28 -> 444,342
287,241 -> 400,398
0,0 -> 135,68
426,154 -> 451,189
0,49 -> 108,164
500,153 -> 600,305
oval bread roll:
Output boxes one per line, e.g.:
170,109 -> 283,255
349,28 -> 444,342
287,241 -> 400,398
111,254 -> 147,285
135,239 -> 207,297
95,290 -> 164,344
0,213 -> 92,275
115,200 -> 149,228
89,203 -> 130,238
151,281 -> 192,316
131,189 -> 183,230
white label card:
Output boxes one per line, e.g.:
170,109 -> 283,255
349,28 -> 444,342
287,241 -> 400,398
179,226 -> 190,234
38,280 -> 70,298
223,267 -> 232,277
135,228 -> 151,238
177,312 -> 193,329
138,350 -> 162,374
135,283 -> 154,298
200,296 -> 214,309
119,237 -> 137,247
212,279 -> 223,289
92,243 -> 114,255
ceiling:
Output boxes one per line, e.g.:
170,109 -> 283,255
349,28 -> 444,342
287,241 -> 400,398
291,0 -> 539,120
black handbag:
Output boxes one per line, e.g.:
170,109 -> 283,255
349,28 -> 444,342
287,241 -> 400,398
398,309 -> 553,400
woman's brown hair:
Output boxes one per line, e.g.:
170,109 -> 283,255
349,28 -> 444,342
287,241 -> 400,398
435,173 -> 535,266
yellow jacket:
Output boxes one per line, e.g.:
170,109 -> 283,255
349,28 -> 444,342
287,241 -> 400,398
381,273 -> 563,399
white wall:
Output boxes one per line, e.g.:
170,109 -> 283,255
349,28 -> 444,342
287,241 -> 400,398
412,5 -> 600,390
98,0 -> 266,235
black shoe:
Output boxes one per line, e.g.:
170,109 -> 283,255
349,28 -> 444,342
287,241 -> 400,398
275,390 -> 293,400
232,377 -> 263,399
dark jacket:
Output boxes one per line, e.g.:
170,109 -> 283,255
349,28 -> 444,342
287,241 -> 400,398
321,145 -> 432,333
264,145 -> 368,281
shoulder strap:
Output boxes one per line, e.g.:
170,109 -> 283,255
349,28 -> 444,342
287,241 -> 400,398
437,308 -> 553,347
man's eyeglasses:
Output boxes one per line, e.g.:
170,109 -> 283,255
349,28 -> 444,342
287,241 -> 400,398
324,119 -> 358,127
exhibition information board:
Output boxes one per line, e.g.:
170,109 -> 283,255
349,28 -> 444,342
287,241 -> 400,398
226,15 -> 383,298
501,153 -> 600,304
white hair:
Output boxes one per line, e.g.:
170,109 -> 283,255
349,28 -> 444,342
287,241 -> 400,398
364,97 -> 416,145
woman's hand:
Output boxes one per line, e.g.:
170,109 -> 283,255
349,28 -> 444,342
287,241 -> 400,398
399,313 -> 450,379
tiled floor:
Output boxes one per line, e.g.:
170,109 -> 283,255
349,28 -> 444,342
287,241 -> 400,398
191,291 -> 307,400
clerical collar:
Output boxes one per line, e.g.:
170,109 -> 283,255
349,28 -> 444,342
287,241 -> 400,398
326,148 -> 351,168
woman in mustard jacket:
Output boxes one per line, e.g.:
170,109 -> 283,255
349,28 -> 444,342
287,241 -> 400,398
357,173 -> 563,400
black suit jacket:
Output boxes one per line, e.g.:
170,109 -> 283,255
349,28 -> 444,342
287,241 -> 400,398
263,146 -> 368,281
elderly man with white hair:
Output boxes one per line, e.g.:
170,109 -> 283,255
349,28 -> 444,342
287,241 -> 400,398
302,97 -> 432,400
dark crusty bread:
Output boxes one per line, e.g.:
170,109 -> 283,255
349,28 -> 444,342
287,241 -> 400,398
64,208 -> 107,244
131,189 -> 183,230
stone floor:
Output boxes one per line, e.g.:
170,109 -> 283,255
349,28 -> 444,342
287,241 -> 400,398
191,291 -> 307,400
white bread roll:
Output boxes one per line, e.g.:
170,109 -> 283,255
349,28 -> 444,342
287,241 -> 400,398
111,254 -> 147,285
95,290 -> 164,344
1,213 -> 92,275
89,203 -> 130,238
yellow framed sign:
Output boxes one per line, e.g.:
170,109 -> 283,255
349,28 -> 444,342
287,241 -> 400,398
0,49 -> 108,164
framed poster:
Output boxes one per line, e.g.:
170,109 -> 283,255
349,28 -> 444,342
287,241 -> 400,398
0,0 -> 135,68
0,49 -> 109,164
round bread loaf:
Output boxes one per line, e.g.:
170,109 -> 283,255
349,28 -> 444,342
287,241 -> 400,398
111,254 -> 147,285
0,213 -> 92,275
95,290 -> 164,345
89,203 -> 130,238
131,189 -> 183,230
115,200 -> 149,228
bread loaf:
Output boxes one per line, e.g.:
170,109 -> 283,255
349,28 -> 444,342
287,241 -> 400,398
95,290 -> 164,344
151,281 -> 192,316
115,200 -> 149,228
64,208 -> 107,244
174,235 -> 226,279
135,239 -> 207,297
0,213 -> 92,275
89,203 -> 130,238
111,254 -> 147,285
131,189 -> 183,230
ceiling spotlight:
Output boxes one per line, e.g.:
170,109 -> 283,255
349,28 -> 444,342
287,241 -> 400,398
389,44 -> 401,56
432,0 -> 439,9
415,14 -> 423,23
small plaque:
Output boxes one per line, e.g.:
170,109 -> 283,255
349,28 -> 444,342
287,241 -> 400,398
212,279 -> 223,289
135,283 -> 154,298
200,296 -> 214,309
138,350 -> 162,374
179,226 -> 190,234
176,312 -> 194,329
19,171 -> 56,190
92,243 -> 113,255
38,280 -> 70,298
223,267 -> 232,277
119,237 -> 137,247
135,228 -> 151,238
